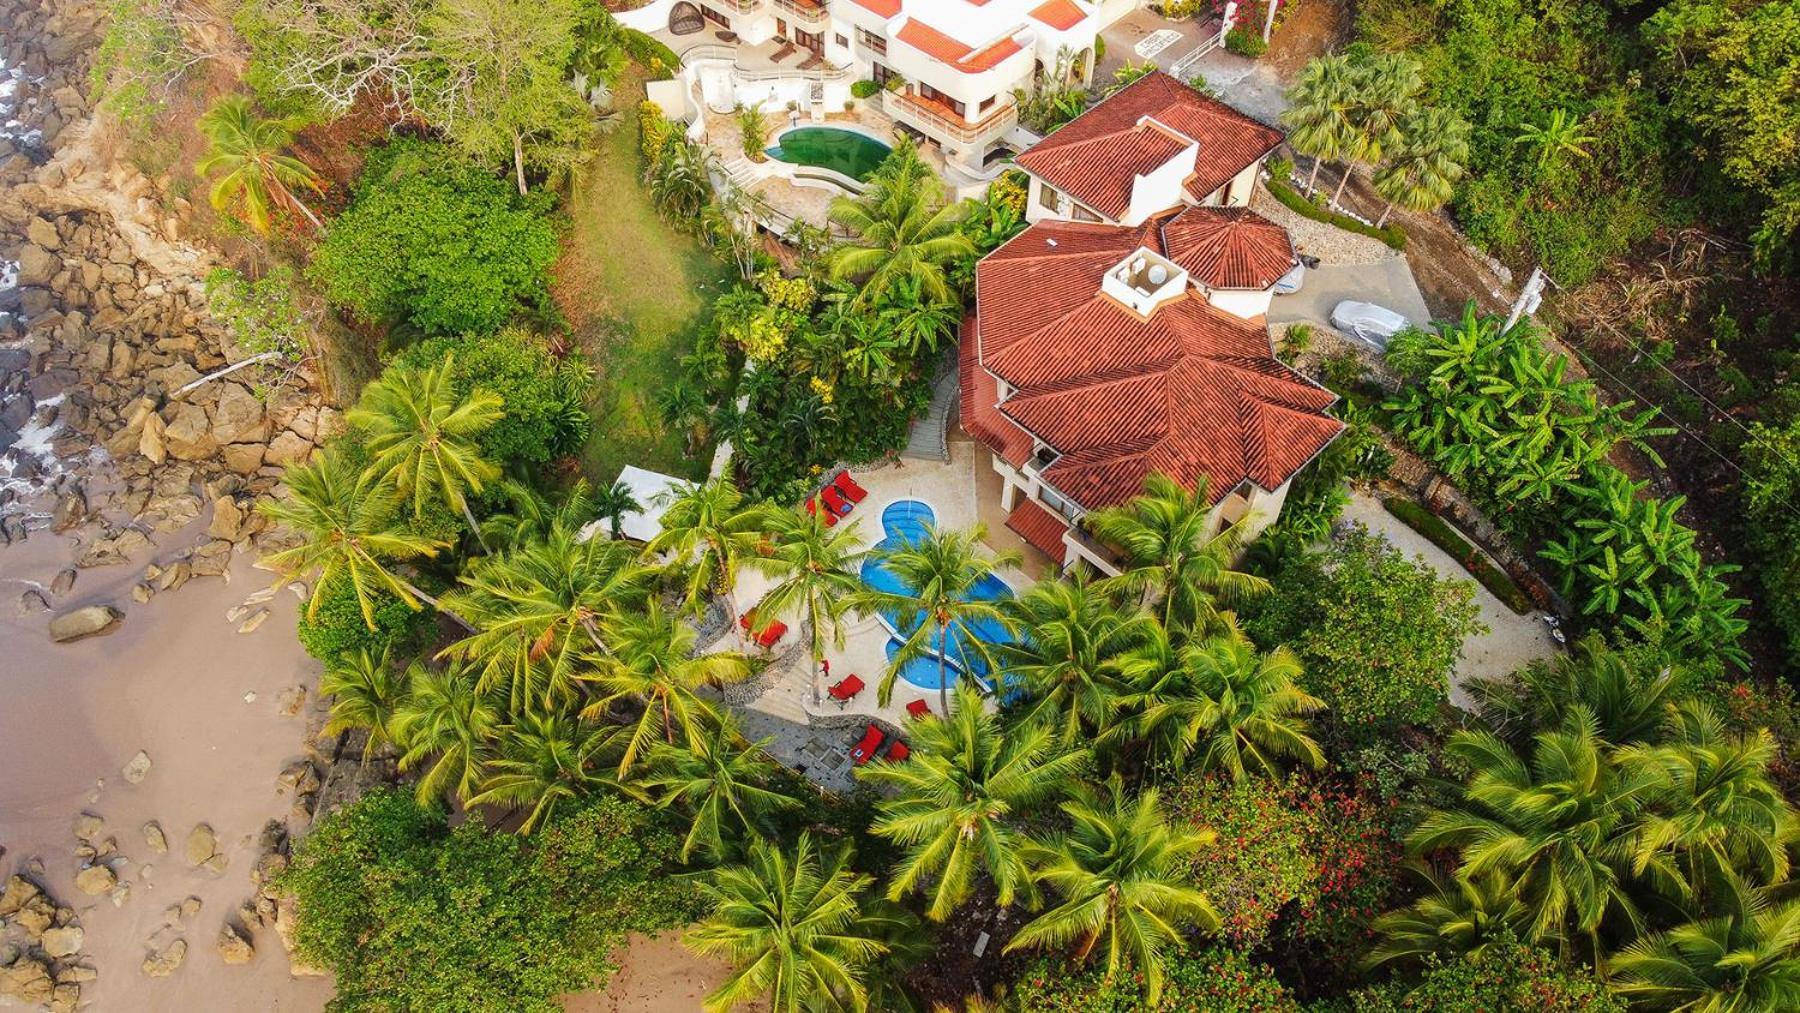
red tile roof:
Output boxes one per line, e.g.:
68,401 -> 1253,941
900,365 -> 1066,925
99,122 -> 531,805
965,217 -> 1342,511
1029,0 -> 1086,31
959,316 -> 1032,468
1014,72 -> 1284,221
1006,496 -> 1069,565
850,0 -> 902,15
1160,205 -> 1296,290
894,18 -> 1023,73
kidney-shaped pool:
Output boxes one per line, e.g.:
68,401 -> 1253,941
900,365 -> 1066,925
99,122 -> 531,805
765,126 -> 892,182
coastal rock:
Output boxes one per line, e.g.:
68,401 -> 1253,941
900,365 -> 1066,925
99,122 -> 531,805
142,821 -> 168,853
250,852 -> 288,887
48,606 -> 122,642
26,217 -> 61,250
160,402 -> 215,460
179,896 -> 202,920
0,956 -> 53,1004
50,569 -> 76,596
50,489 -> 85,532
72,813 -> 103,841
208,383 -> 266,444
276,762 -> 319,797
263,429 -> 312,467
275,685 -> 306,717
131,582 -> 154,603
12,897 -> 53,937
202,854 -> 229,875
16,244 -> 58,287
19,589 -> 52,613
207,496 -> 246,541
122,750 -> 152,784
236,608 -> 269,634
76,529 -> 151,567
188,540 -> 231,577
39,926 -> 83,959
0,876 -> 40,916
156,561 -> 190,591
72,865 -> 114,897
141,939 -> 186,978
216,924 -> 253,965
110,881 -> 132,907
183,824 -> 216,866
221,442 -> 264,474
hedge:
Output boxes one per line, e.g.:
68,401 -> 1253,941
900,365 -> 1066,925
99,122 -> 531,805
1266,177 -> 1407,250
621,29 -> 680,79
1382,496 -> 1533,614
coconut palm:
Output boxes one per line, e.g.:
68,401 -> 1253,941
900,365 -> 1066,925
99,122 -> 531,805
850,523 -> 1021,712
751,507 -> 869,706
258,446 -> 452,630
1466,633 -> 1698,751
1373,106 -> 1470,227
1088,473 -> 1269,634
645,478 -> 771,619
346,357 -> 504,544
859,684 -> 1089,920
687,833 -> 905,1013
997,575 -> 1155,749
478,478 -> 593,549
1609,888 -> 1800,1012
656,378 -> 714,457
320,647 -> 410,761
195,95 -> 325,234
1364,866 -> 1548,970
464,710 -> 616,834
827,138 -> 975,307
1333,53 -> 1423,207
1514,109 -> 1597,172
591,480 -> 641,541
392,660 -> 502,806
439,523 -> 650,714
580,600 -> 754,775
1617,702 -> 1794,906
1283,54 -> 1356,195
1409,706 -> 1652,950
1006,777 -> 1219,1004
1126,619 -> 1325,779
641,713 -> 803,862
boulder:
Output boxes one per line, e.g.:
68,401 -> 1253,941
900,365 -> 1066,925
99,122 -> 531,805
49,606 -> 123,643
202,854 -> 229,875
0,956 -> 53,1004
76,529 -> 151,567
207,497 -> 247,541
184,824 -> 216,866
25,216 -> 60,250
72,813 -> 104,842
12,897 -> 53,937
39,926 -> 83,958
216,924 -> 253,965
131,582 -> 154,603
122,750 -> 152,785
276,762 -> 320,796
142,821 -> 168,854
156,561 -> 191,592
221,442 -> 264,474
0,875 -> 40,916
16,244 -> 58,287
50,568 -> 76,596
72,865 -> 115,897
188,540 -> 232,577
263,430 -> 312,467
160,402 -> 215,461
141,939 -> 186,978
208,383 -> 266,445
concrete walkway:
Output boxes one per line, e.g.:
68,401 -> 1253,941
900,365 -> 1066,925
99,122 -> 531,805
1268,259 -> 1435,335
1340,492 -> 1559,708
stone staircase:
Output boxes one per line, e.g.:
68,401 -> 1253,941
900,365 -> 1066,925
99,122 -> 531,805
901,363 -> 958,462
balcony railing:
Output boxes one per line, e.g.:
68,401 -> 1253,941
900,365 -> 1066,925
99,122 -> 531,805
713,0 -> 765,13
774,0 -> 830,28
884,91 -> 1017,144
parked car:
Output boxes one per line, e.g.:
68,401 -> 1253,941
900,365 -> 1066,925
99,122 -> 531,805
1272,263 -> 1306,295
1330,300 -> 1410,349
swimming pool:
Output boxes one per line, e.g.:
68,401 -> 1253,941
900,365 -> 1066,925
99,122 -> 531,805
765,127 -> 892,182
860,499 -> 1019,690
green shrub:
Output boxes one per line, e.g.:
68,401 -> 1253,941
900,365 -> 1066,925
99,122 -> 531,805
619,28 -> 680,79
1266,177 -> 1407,249
1381,497 -> 1533,613
390,329 -> 592,468
1225,26 -> 1268,58
1165,774 -> 1318,945
1009,948 -> 1300,1012
310,139 -> 560,337
279,789 -> 700,1012
851,79 -> 880,99
295,578 -> 433,664
1346,937 -> 1623,1012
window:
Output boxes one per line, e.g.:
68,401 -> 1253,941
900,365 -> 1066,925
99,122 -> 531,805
979,95 -> 997,113
699,6 -> 729,28
1036,181 -> 1060,212
856,27 -> 887,55
872,62 -> 900,89
835,33 -> 848,48
1071,204 -> 1102,223
919,83 -> 965,117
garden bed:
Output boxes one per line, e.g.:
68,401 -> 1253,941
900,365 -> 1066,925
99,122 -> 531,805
1380,496 -> 1534,614
1267,177 -> 1406,250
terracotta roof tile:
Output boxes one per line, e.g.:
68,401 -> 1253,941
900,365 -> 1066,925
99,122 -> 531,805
1015,72 -> 1284,221
851,0 -> 902,15
1029,0 -> 1086,31
963,219 -> 1341,512
1160,206 -> 1296,290
894,18 -> 1022,73
1006,496 -> 1069,564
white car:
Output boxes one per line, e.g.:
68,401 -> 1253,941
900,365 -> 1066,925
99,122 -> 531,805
1330,300 -> 1410,350
1271,263 -> 1306,296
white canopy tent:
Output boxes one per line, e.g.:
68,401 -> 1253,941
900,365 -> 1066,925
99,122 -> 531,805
577,465 -> 687,543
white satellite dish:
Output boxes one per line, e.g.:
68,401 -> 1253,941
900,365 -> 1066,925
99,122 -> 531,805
1147,264 -> 1168,285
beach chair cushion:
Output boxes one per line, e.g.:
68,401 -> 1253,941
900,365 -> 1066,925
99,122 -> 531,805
850,724 -> 884,764
829,674 -> 866,701
832,472 -> 868,503
905,699 -> 930,719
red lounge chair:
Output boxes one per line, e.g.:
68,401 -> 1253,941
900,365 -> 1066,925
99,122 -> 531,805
886,740 -> 910,762
755,620 -> 788,648
850,724 -> 884,764
820,485 -> 852,516
905,699 -> 930,720
832,472 -> 868,504
828,674 -> 865,706
808,496 -> 839,526
738,611 -> 755,631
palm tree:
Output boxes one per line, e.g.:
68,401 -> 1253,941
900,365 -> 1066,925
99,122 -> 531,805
580,600 -> 753,775
751,506 -> 869,707
1466,633 -> 1697,750
1514,109 -> 1597,172
1409,707 -> 1652,951
850,523 -> 1021,712
439,523 -> 650,714
1609,888 -> 1800,1012
827,138 -> 975,307
393,660 -> 502,806
591,480 -> 641,541
195,95 -> 325,234
1365,866 -> 1547,970
320,647 -> 410,761
859,684 -> 1089,920
464,710 -> 615,834
644,478 -> 771,620
998,576 -> 1154,749
1373,106 -> 1470,227
1333,53 -> 1423,208
258,447 -> 453,630
641,713 -> 803,862
478,478 -> 593,549
1127,619 -> 1325,779
1006,777 -> 1219,1004
687,833 -> 905,1013
1282,54 -> 1355,196
346,357 -> 504,546
656,378 -> 714,457
647,137 -> 716,221
1088,473 -> 1269,634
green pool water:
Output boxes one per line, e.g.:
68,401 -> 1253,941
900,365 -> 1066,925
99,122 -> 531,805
765,127 -> 892,182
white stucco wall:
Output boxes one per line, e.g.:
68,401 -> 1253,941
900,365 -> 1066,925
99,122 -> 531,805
1206,287 -> 1275,320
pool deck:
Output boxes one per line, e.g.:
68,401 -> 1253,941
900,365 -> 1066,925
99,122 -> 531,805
726,441 -> 1033,776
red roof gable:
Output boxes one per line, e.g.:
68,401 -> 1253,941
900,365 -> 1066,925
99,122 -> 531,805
964,218 -> 1341,512
895,18 -> 1022,73
1006,496 -> 1070,565
1030,0 -> 1086,31
1014,72 -> 1284,221
851,0 -> 902,15
1160,205 -> 1296,290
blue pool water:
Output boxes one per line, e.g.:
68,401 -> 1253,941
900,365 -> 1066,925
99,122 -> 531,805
860,499 -> 1020,690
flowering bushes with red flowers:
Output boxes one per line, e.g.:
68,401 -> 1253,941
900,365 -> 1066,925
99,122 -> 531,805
1278,776 -> 1403,968
1166,774 -> 1319,946
1008,948 -> 1299,1012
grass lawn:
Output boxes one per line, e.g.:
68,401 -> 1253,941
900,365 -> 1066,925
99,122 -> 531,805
553,67 -> 735,484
